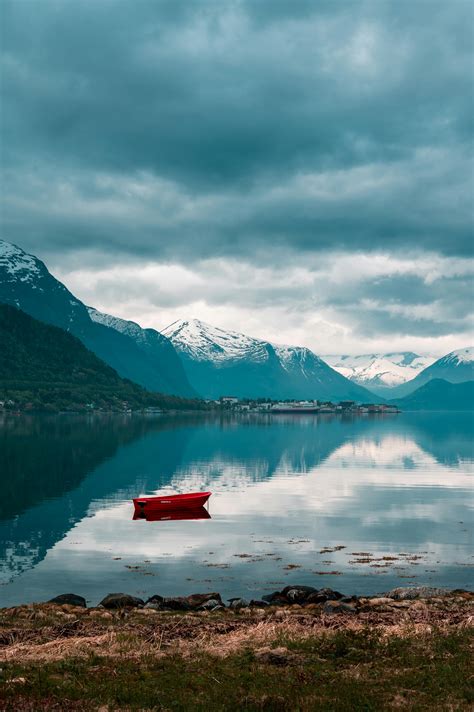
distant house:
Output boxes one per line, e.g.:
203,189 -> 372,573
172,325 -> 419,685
220,396 -> 239,405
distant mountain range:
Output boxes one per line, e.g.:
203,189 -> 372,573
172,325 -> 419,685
0,240 -> 472,407
324,352 -> 436,395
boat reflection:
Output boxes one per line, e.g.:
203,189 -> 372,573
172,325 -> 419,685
132,506 -> 211,522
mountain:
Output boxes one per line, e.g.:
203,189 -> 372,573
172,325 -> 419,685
162,318 -> 377,401
87,307 -> 196,397
0,240 -> 195,397
387,347 -> 474,398
389,378 -> 474,411
324,352 -> 435,396
0,303 -> 195,411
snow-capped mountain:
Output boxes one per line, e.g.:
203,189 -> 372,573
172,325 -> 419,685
387,347 -> 474,398
324,352 -> 436,395
0,240 -> 194,397
162,319 -> 377,401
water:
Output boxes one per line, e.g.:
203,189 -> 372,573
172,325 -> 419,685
0,412 -> 472,607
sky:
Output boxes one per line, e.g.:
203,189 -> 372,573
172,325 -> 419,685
1,0 -> 473,355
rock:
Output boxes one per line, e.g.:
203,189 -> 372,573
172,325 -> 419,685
249,599 -> 269,607
210,604 -> 226,612
144,602 -> 162,611
323,600 -> 357,614
146,594 -> 164,606
384,587 -> 449,601
366,597 -> 395,607
306,588 -> 344,604
283,586 -> 317,604
162,597 -> 190,611
161,592 -> 223,611
48,593 -> 87,608
186,592 -> 222,609
255,646 -> 293,665
228,597 -> 249,609
198,598 -> 222,611
99,593 -> 144,609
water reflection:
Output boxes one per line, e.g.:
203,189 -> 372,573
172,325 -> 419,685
0,412 -> 472,605
133,507 -> 211,522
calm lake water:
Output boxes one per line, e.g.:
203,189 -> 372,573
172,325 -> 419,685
0,412 -> 472,606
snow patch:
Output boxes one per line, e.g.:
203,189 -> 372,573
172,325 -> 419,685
0,240 -> 41,282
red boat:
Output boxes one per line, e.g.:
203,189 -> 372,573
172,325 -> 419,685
133,491 -> 211,512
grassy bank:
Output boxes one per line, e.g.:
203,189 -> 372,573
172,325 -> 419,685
1,595 -> 473,711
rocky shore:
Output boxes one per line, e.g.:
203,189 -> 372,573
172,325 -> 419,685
1,586 -> 472,710
36,583 -> 474,614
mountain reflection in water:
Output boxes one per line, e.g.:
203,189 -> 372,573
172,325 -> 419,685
0,412 -> 472,606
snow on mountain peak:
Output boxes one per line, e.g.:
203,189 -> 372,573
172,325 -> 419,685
443,347 -> 474,365
162,318 -> 270,363
324,352 -> 436,388
0,240 -> 41,282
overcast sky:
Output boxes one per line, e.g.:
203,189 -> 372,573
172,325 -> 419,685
1,0 -> 473,355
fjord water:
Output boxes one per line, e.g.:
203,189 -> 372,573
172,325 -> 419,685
0,412 -> 472,607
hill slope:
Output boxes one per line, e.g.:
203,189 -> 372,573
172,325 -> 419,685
87,307 -> 197,397
387,348 -> 474,398
390,378 -> 474,411
162,319 -> 377,401
0,304 -> 199,411
0,240 -> 195,397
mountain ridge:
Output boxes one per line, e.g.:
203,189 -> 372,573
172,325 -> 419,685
0,240 -> 195,397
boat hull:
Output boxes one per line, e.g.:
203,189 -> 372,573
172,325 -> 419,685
133,491 -> 211,512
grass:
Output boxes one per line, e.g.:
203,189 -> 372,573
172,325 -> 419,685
1,597 -> 473,711
1,621 -> 472,710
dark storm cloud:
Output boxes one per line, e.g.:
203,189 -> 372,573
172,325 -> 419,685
1,0 -> 473,261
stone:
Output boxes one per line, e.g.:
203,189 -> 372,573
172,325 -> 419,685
99,593 -> 144,609
161,592 -> 223,611
161,597 -> 190,611
198,599 -> 222,611
366,597 -> 395,607
144,602 -> 162,611
228,597 -> 249,609
249,599 -> 269,607
306,588 -> 344,604
146,594 -> 164,606
48,593 -> 87,608
323,600 -> 357,614
384,587 -> 449,601
186,592 -> 222,609
284,586 -> 317,604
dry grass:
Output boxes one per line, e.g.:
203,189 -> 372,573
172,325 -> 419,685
1,595 -> 472,663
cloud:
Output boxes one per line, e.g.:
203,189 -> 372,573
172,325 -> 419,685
52,250 -> 474,355
1,0 -> 473,353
